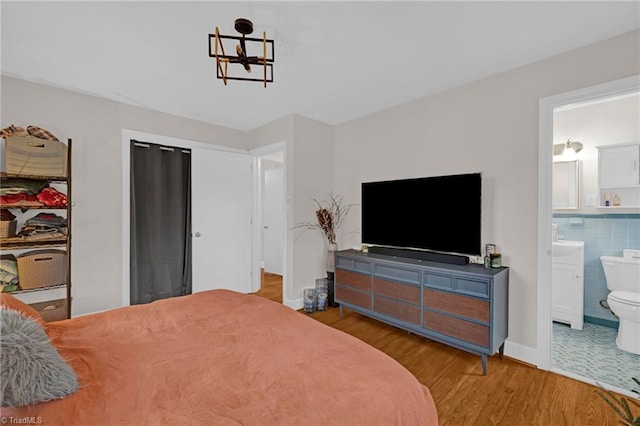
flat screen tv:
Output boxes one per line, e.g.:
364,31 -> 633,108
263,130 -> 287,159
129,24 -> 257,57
361,173 -> 482,257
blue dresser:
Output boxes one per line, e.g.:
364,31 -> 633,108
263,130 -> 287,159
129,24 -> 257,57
334,249 -> 509,375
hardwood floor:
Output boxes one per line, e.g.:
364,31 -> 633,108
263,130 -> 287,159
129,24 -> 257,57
253,274 -> 627,425
254,270 -> 283,303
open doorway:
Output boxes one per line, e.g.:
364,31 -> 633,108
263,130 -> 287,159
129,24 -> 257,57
538,75 -> 640,398
251,142 -> 286,304
551,91 -> 640,393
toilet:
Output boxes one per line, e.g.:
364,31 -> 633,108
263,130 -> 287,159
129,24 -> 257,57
601,249 -> 640,355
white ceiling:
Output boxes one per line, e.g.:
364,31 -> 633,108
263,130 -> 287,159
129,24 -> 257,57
2,1 -> 639,132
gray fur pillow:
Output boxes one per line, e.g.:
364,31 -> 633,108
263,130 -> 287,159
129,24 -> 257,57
0,308 -> 78,407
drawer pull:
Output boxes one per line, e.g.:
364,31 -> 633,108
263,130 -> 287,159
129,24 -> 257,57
42,305 -> 58,311
34,257 -> 54,262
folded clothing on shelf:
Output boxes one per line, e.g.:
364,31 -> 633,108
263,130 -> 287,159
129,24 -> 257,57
37,187 -> 67,207
17,212 -> 67,240
0,178 -> 67,208
0,125 -> 28,138
0,178 -> 49,195
0,178 -> 49,208
1,124 -> 60,141
0,256 -> 18,292
27,125 -> 60,142
0,193 -> 44,207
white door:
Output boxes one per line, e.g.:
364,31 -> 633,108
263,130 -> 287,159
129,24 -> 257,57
263,167 -> 284,275
191,148 -> 253,293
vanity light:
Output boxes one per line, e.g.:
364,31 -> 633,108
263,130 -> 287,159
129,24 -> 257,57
553,139 -> 583,156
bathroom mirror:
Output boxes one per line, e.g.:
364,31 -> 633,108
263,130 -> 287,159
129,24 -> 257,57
553,160 -> 579,210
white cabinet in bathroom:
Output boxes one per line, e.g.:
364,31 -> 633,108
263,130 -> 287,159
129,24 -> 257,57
552,241 -> 585,330
597,143 -> 640,208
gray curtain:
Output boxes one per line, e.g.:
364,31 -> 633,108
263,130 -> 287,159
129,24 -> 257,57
130,140 -> 192,305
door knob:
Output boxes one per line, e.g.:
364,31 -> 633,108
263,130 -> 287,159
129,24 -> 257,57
194,232 -> 201,237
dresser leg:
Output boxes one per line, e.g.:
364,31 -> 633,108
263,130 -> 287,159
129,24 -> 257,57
481,354 -> 488,376
339,305 -> 344,318
499,343 -> 505,359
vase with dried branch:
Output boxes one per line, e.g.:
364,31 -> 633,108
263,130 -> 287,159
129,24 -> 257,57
295,194 -> 351,273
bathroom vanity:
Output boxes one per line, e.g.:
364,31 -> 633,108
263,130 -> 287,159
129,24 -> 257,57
552,240 -> 585,330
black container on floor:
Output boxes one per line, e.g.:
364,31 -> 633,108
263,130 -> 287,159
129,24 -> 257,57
326,272 -> 338,308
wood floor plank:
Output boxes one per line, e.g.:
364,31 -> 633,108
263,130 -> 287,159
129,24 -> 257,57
252,275 -> 629,425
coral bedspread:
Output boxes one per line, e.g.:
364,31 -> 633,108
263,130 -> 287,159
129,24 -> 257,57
3,290 -> 438,425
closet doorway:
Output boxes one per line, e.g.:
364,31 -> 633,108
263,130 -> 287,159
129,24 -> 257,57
130,141 -> 192,304
122,130 -> 254,307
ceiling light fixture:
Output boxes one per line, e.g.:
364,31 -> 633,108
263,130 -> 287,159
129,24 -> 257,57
208,18 -> 275,88
553,139 -> 583,156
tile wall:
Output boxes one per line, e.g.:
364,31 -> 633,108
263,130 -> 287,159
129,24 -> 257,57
552,213 -> 640,328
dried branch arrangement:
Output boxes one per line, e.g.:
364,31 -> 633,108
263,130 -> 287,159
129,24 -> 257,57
295,194 -> 351,245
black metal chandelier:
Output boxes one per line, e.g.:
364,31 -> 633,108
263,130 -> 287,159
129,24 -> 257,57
208,18 -> 275,88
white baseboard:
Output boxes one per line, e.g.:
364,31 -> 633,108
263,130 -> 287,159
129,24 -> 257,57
283,296 -> 303,311
503,339 -> 538,366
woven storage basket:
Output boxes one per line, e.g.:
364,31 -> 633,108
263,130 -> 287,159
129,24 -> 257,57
29,298 -> 68,322
2,136 -> 68,177
0,220 -> 17,238
16,249 -> 67,289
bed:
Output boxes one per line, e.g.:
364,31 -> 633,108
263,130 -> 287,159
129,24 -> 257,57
1,290 -> 438,425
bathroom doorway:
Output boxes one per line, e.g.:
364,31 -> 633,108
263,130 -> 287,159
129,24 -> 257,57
539,75 -> 640,397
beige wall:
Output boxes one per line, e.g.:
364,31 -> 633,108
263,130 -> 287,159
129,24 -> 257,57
247,114 -> 335,305
1,76 -> 247,315
291,115 -> 335,296
333,30 -> 640,349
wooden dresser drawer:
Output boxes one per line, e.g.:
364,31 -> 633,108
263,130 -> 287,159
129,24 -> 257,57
374,296 -> 421,325
29,298 -> 68,322
456,278 -> 490,298
336,285 -> 372,310
373,278 -> 420,304
423,310 -> 489,348
424,289 -> 490,323
423,273 -> 490,298
423,273 -> 454,291
336,269 -> 371,292
374,264 -> 421,285
335,256 -> 372,274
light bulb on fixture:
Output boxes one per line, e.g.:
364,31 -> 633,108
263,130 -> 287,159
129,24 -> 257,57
564,139 -> 583,154
553,139 -> 583,156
